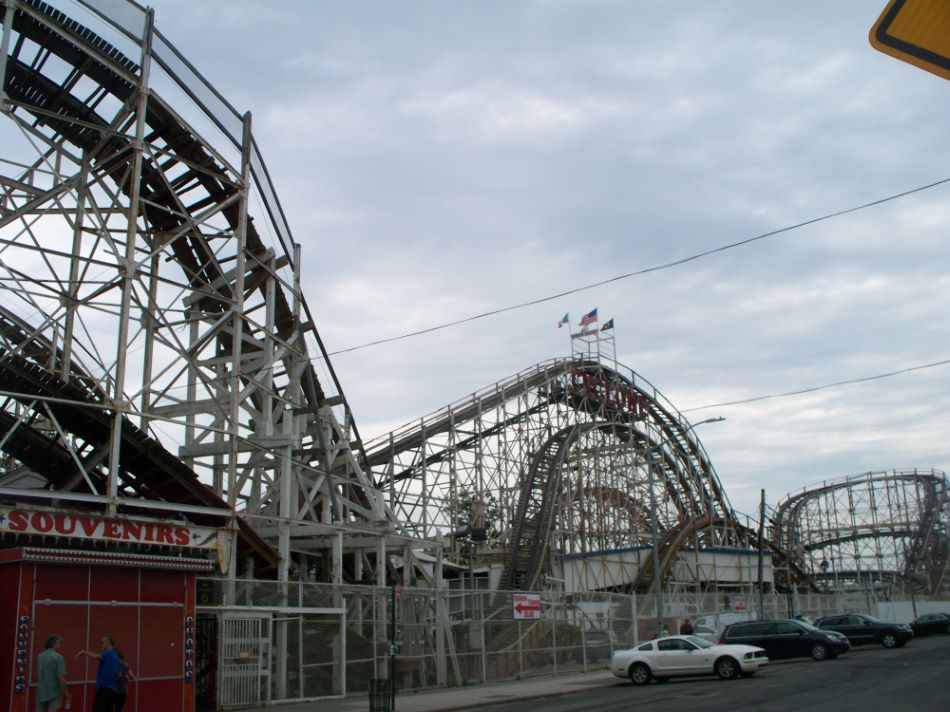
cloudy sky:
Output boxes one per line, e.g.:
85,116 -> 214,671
129,0 -> 949,517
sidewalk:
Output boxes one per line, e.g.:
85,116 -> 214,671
242,669 -> 620,712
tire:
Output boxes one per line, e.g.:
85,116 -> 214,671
810,643 -> 828,661
715,657 -> 739,680
881,633 -> 897,649
629,663 -> 652,686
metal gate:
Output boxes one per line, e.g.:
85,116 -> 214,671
220,613 -> 271,707
204,603 -> 348,708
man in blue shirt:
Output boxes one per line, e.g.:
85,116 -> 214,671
75,635 -> 121,712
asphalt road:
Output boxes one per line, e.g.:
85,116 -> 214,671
462,635 -> 950,712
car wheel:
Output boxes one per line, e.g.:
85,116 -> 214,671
810,643 -> 828,661
882,634 -> 897,649
629,663 -> 652,686
715,657 -> 739,680
655,676 -> 671,683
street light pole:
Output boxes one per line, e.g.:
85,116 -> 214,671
646,416 -> 725,637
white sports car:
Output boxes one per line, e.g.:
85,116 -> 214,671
611,634 -> 768,685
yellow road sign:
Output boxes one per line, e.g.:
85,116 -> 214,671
870,0 -> 950,81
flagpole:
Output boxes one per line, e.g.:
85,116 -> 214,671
609,319 -> 616,366
596,317 -> 602,362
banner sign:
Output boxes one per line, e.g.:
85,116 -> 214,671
569,369 -> 645,416
0,506 -> 222,551
571,329 -> 598,339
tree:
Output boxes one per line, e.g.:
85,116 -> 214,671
454,486 -> 503,548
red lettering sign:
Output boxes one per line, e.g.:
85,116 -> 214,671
0,507 -> 218,551
568,369 -> 643,416
512,593 -> 543,620
8,510 -> 28,531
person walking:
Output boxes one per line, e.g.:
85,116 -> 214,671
112,650 -> 134,712
680,618 -> 695,635
37,634 -> 72,711
75,636 -> 120,712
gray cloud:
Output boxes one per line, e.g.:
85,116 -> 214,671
114,1 -> 950,515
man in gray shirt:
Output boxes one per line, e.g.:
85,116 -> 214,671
36,635 -> 71,711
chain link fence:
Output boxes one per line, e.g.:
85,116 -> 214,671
197,578 -> 949,706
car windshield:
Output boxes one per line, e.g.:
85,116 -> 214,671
795,621 -> 822,632
862,615 -> 881,623
686,636 -> 714,648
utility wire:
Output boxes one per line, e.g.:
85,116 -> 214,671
683,357 -> 950,412
328,176 -> 950,357
41,175 -> 949,402
1,355 -> 946,430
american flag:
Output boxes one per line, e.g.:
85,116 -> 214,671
578,308 -> 598,327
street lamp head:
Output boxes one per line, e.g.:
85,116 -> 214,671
469,527 -> 488,543
679,416 -> 726,436
455,523 -> 487,542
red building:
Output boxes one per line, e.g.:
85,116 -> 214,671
0,507 -> 228,712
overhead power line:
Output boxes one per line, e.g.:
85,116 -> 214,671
682,357 -> 950,412
2,355 -> 946,424
327,176 -> 950,357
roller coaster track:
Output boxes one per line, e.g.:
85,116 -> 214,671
0,305 -> 277,566
0,0 -> 395,573
365,356 -> 748,591
771,469 -> 950,594
502,423 -> 585,591
366,358 -> 729,513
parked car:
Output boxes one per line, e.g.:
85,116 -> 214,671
611,634 -> 768,685
693,624 -> 720,643
910,612 -> 950,637
720,619 -> 850,661
694,612 -> 754,631
579,629 -> 618,662
814,613 -> 913,649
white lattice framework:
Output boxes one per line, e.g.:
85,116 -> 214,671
0,0 -> 419,584
364,356 -> 751,592
772,469 -> 950,594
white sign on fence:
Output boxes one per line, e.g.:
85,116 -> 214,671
512,593 -> 542,620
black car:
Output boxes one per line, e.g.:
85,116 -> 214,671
578,630 -> 617,662
720,619 -> 850,661
910,612 -> 950,637
814,613 -> 913,648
